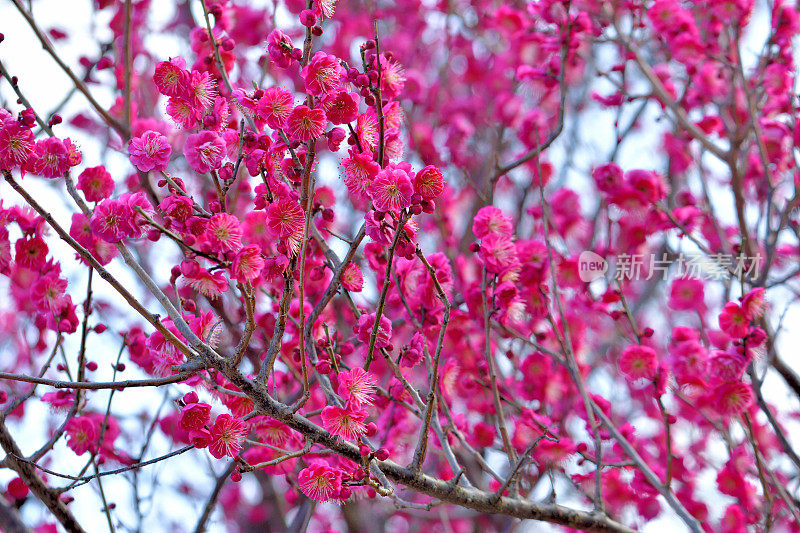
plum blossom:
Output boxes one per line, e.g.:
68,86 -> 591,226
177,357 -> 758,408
369,167 -> 413,213
129,130 -> 171,172
256,87 -> 294,129
77,166 -> 114,202
618,345 -> 658,381
286,105 -> 326,141
301,52 -> 345,96
321,404 -> 369,441
298,463 -> 342,501
204,213 -> 242,253
208,414 -> 248,458
183,131 -> 225,174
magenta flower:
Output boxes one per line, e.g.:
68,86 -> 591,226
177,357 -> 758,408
356,312 -> 392,350
708,350 -> 748,383
718,302 -> 748,338
65,416 -> 97,456
153,58 -> 189,98
618,345 -> 658,381
256,87 -> 294,129
166,97 -> 199,129
183,130 -> 225,174
668,278 -> 705,312
297,463 -> 342,501
301,51 -> 345,96
14,235 -> 49,270
336,367 -> 376,406
32,137 -> 70,178
321,404 -> 369,441
286,105 -> 326,141
266,199 -> 304,239
0,119 -> 35,170
90,199 -> 130,243
186,70 -> 217,113
208,414 -> 248,459
266,29 -> 296,69
472,206 -> 513,239
479,233 -> 519,274
369,167 -> 413,213
413,165 -> 444,201
231,245 -> 265,283
77,166 -> 114,202
129,130 -> 171,172
185,269 -> 229,299
741,287 -> 766,321
342,151 -> 380,202
204,213 -> 243,253
711,382 -> 753,416
179,402 -> 212,431
380,58 -> 406,99
322,90 -> 359,125
30,272 -> 68,313
341,262 -> 363,292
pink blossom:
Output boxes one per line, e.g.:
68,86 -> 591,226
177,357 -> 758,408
479,233 -> 519,274
179,402 -> 212,431
166,97 -> 199,129
285,105 -> 326,141
336,367 -> 376,406
341,262 -> 363,292
30,272 -> 68,313
183,130 -> 225,174
266,29 -> 297,69
77,166 -> 114,202
90,199 -> 129,243
204,213 -> 242,253
208,414 -> 248,458
356,312 -> 392,350
718,302 -> 748,338
32,138 -> 70,178
159,195 -> 193,225
741,287 -> 765,321
413,165 -> 444,200
186,70 -> 217,112
65,416 -> 97,455
14,236 -> 48,270
321,404 -> 369,441
256,87 -> 294,129
301,52 -> 345,96
708,350 -> 748,383
668,278 -> 705,311
473,206 -> 513,239
380,58 -> 406,99
322,91 -> 358,125
129,130 -> 171,172
153,58 -> 189,98
297,463 -> 342,501
369,167 -> 413,213
266,199 -> 304,238
0,120 -> 35,170
342,150 -> 380,202
189,428 -> 212,449
231,245 -> 264,283
711,382 -> 753,416
618,345 -> 658,381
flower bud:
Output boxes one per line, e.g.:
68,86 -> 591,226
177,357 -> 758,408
375,448 -> 389,461
299,9 -> 316,27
